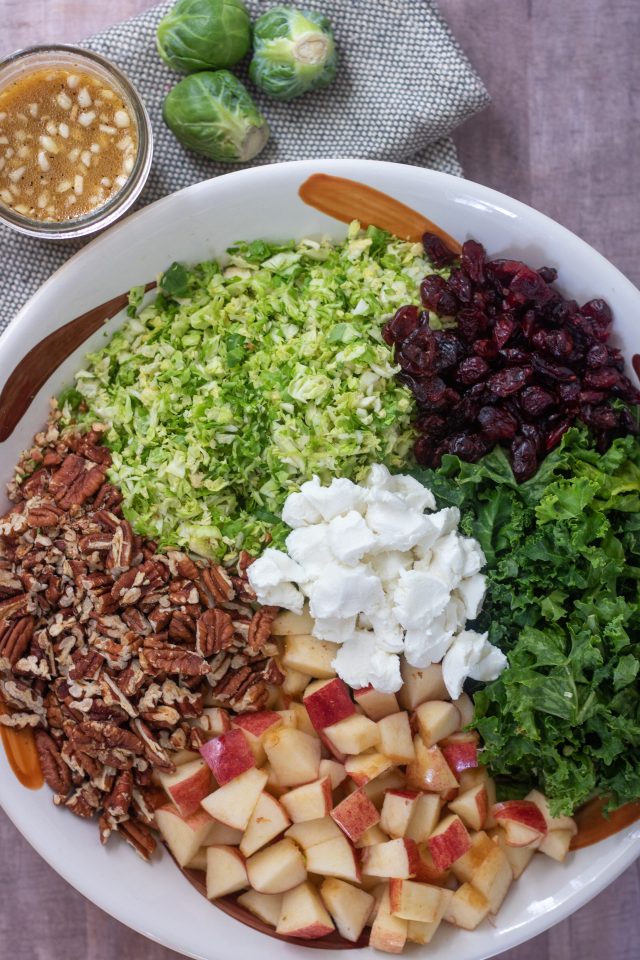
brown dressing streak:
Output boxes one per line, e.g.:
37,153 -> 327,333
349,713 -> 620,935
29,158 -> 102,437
571,796 -> 640,850
0,701 -> 43,790
299,173 -> 462,253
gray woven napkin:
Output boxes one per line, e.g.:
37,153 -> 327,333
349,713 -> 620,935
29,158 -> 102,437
0,0 -> 489,333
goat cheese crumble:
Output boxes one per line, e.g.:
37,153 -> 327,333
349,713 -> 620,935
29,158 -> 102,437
248,465 -> 507,695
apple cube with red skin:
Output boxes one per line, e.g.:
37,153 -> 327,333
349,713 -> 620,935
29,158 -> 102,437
286,816 -> 343,850
406,888 -> 453,944
231,711 -> 283,765
539,829 -> 574,861
448,783 -> 489,832
489,827 -> 535,879
200,729 -> 255,785
158,759 -> 213,818
155,804 -> 214,868
276,881 -> 335,939
377,713 -> 415,764
389,879 -> 446,922
345,752 -> 394,787
263,727 -> 321,787
380,790 -> 420,838
237,890 -> 283,928
305,835 -> 362,884
246,837 -> 307,894
205,845 -> 248,899
355,824 -> 389,848
406,738 -> 458,794
427,814 -> 472,871
319,758 -> 347,789
398,663 -> 448,711
323,715 -> 379,756
303,678 -> 356,730
414,700 -> 461,748
405,794 -> 442,843
413,844 -> 451,886
492,800 -> 548,847
525,789 -> 578,835
444,882 -> 490,930
281,777 -> 333,823
362,838 -> 420,879
354,686 -> 400,721
319,728 -> 346,763
331,788 -> 380,842
240,791 -> 291,857
451,831 -> 512,913
282,634 -> 337,679
320,878 -> 374,943
450,830 -> 495,883
441,732 -> 479,780
369,884 -> 408,954
201,767 -> 267,831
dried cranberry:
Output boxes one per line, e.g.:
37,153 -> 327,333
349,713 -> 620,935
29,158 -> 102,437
520,385 -> 555,417
579,390 -> 606,404
488,366 -> 532,397
416,414 -> 447,438
580,405 -> 618,431
492,313 -> 516,348
383,305 -> 421,345
433,331 -> 464,371
456,356 -> 490,385
521,309 -> 537,340
538,266 -> 558,284
581,299 -> 613,340
582,367 -> 619,390
511,435 -> 538,482
408,375 -> 446,409
532,355 -> 577,382
461,239 -> 486,284
422,232 -> 459,268
414,435 -> 436,466
584,343 -> 609,368
446,432 -> 489,461
474,339 -> 499,362
478,405 -> 518,440
456,308 -> 487,343
508,265 -> 555,306
397,328 -> 437,376
612,375 -> 640,404
420,275 -> 459,317
532,328 -> 573,359
520,422 -> 544,453
500,347 -> 531,365
545,418 -> 573,452
448,269 -> 474,304
557,381 -> 581,402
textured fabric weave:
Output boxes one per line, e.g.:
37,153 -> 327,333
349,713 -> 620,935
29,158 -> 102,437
0,0 -> 489,332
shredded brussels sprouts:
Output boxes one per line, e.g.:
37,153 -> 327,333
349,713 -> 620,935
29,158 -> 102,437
67,224 -> 430,560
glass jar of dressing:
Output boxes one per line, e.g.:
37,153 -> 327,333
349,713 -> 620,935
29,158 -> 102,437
0,45 -> 153,239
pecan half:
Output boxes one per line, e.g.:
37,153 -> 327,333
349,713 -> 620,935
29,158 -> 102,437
119,817 -> 157,861
35,730 -> 72,795
200,564 -> 235,604
140,638 -> 209,678
247,606 -> 277,654
196,608 -> 234,657
103,770 -> 133,820
0,615 -> 35,665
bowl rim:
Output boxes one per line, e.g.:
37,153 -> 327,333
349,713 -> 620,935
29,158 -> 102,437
1,157 -> 639,960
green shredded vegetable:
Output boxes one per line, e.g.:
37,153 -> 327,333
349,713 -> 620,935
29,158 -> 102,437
67,223 -> 430,560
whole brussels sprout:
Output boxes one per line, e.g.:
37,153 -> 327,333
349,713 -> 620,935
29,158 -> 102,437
249,6 -> 337,100
157,0 -> 251,73
163,71 -> 270,162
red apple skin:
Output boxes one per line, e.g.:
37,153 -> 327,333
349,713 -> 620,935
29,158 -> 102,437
232,711 -> 282,738
427,819 -> 472,871
404,838 -> 421,877
492,801 -> 548,836
291,922 -> 335,940
167,765 -> 213,818
319,729 -> 346,762
200,729 -> 255,785
304,678 -> 356,730
441,742 -> 478,780
331,789 -> 381,843
413,845 -> 451,886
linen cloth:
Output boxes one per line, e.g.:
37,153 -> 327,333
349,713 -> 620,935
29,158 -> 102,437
0,0 -> 489,332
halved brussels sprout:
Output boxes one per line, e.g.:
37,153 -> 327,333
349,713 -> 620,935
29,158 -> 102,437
249,6 -> 337,100
157,0 -> 251,73
163,70 -> 270,162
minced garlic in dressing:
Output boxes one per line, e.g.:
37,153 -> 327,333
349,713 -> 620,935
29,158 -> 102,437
0,67 -> 137,222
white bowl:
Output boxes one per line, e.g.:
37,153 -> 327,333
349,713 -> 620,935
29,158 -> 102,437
0,159 -> 639,960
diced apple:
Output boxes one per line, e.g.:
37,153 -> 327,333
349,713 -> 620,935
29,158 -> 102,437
345,752 -> 394,787
369,885 -> 408,954
282,634 -> 337,678
158,759 -> 213,818
286,816 -> 343,850
331,788 -> 380,842
413,844 -> 451,886
155,804 -> 214,868
246,837 -> 307,894
320,877 -> 374,943
377,712 -> 415,764
355,824 -> 389,848
237,890 -> 283,928
389,878 -> 445,922
489,827 -> 535,879
538,828 -> 574,861
281,777 -> 332,823
303,677 -> 356,730
198,707 -> 231,739
231,711 -> 283,765
275,708 -> 298,728
448,783 -> 488,832
398,662 -> 448,711
415,701 -> 461,747
319,728 -> 346,762
406,888 -> 453,944
441,732 -> 479,780
305,834 -> 362,883
263,762 -> 286,798
525,789 -> 578,834
362,838 -> 419,879
362,767 -> 406,807
354,686 -> 400,721
263,727 -> 321,787
201,767 -> 267,831
405,794 -> 442,843
319,758 -> 347,789
405,738 -> 458,794
380,790 -> 420,838
443,882 -> 490,930
289,701 -> 316,737
452,692 -> 474,727
205,845 -> 248,899
240,791 -> 291,857
276,881 -> 335,939
282,667 -> 312,698
427,814 -> 471,871
205,821 -> 243,846
185,847 -> 207,872
272,606 -> 314,636
492,800 -> 548,847
324,715 -> 379,756
172,749 -> 201,766
200,729 -> 255,785
451,831 -> 511,913
458,766 -> 488,791
450,830 -> 495,883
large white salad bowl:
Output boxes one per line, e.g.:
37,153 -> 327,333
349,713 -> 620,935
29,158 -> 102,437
0,159 -> 639,960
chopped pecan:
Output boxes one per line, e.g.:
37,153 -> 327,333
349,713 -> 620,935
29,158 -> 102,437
65,783 -> 102,817
70,720 -> 144,770
69,649 -> 104,681
119,817 -> 157,861
25,503 -> 64,529
176,555 -> 200,580
200,564 -> 235,605
196,608 -> 234,657
0,593 -> 29,621
107,519 -> 134,572
140,638 -> 209,678
35,730 -> 72,795
168,610 -> 196,643
247,606 -> 277,654
131,718 -> 175,773
20,467 -> 49,499
93,483 -> 123,512
104,770 -> 133,820
140,706 -> 181,729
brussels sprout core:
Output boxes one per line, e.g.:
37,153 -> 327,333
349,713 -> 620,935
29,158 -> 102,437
294,31 -> 330,65
249,6 -> 338,100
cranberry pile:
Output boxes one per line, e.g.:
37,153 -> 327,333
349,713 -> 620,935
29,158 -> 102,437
383,233 -> 640,481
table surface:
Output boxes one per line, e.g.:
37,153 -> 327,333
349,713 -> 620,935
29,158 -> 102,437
1,1 -> 639,958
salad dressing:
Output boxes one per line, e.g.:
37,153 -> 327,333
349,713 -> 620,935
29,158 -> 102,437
0,701 -> 43,790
